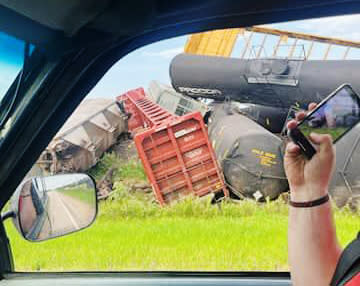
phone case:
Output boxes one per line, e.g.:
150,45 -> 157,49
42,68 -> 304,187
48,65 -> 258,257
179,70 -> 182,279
287,127 -> 316,160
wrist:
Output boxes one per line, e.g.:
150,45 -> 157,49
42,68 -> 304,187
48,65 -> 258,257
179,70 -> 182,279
289,194 -> 329,208
289,185 -> 328,203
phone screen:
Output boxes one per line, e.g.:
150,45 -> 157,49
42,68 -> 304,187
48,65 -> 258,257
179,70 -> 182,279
298,85 -> 360,142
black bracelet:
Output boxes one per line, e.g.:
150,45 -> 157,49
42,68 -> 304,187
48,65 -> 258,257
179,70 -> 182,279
289,194 -> 329,208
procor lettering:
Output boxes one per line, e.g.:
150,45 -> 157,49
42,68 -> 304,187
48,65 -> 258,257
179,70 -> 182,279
178,87 -> 222,96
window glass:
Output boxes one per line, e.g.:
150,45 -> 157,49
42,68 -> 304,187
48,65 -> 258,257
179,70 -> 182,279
0,31 -> 24,98
5,14 -> 360,272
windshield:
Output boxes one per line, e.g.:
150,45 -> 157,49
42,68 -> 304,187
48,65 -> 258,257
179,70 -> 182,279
4,14 -> 360,273
0,31 -> 24,100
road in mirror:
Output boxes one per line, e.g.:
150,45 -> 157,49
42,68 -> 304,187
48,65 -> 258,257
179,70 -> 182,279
16,174 -> 97,242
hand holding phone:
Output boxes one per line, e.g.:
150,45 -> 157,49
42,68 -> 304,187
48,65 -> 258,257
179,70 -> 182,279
287,84 -> 360,160
287,127 -> 316,159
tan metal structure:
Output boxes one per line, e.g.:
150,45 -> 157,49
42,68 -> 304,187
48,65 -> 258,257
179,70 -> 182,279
185,26 -> 360,60
36,98 -> 127,174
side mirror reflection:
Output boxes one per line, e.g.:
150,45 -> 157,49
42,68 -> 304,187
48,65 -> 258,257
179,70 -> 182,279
12,174 -> 97,242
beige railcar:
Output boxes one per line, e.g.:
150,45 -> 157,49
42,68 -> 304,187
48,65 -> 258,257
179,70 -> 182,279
36,98 -> 127,174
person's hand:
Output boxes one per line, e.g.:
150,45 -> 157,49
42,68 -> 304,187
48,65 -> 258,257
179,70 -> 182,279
284,103 -> 336,202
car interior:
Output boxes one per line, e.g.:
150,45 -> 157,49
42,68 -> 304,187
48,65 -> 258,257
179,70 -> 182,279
1,1 -> 360,286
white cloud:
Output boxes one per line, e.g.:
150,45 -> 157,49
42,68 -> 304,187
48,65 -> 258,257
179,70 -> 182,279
141,47 -> 183,59
272,14 -> 360,41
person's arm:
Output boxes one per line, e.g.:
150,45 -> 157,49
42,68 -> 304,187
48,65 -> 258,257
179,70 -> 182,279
288,187 -> 342,285
285,108 -> 342,286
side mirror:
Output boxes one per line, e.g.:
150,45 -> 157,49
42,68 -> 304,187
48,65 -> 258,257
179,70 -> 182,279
10,174 -> 97,242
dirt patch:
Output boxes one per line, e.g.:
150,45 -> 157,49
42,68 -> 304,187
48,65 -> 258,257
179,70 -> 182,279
97,134 -> 151,200
111,134 -> 138,161
97,167 -> 115,199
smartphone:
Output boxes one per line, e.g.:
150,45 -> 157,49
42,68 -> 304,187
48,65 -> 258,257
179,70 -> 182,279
288,84 -> 360,159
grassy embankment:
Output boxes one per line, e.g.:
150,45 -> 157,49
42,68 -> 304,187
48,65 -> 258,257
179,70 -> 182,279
61,185 -> 96,205
5,153 -> 360,271
299,125 -> 347,140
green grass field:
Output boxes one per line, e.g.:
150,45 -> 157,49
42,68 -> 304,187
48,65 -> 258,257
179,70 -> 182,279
299,125 -> 347,141
61,185 -> 96,205
5,195 -> 360,272
5,155 -> 360,272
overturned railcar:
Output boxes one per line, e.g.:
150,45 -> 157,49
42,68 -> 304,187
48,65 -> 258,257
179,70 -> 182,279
36,98 -> 127,174
208,102 -> 288,201
330,124 -> 360,207
170,53 -> 360,106
147,80 -> 208,116
170,53 -> 360,133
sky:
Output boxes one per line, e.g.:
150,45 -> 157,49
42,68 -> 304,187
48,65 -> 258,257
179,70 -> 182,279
0,32 -> 24,97
86,35 -> 188,98
41,174 -> 91,190
2,14 -> 360,100
86,13 -> 360,99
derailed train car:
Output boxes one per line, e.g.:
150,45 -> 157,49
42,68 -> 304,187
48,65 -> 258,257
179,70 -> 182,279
170,53 -> 360,133
171,54 -> 360,205
208,102 -> 288,201
36,98 -> 127,174
330,124 -> 360,207
208,101 -> 360,205
146,81 -> 208,116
